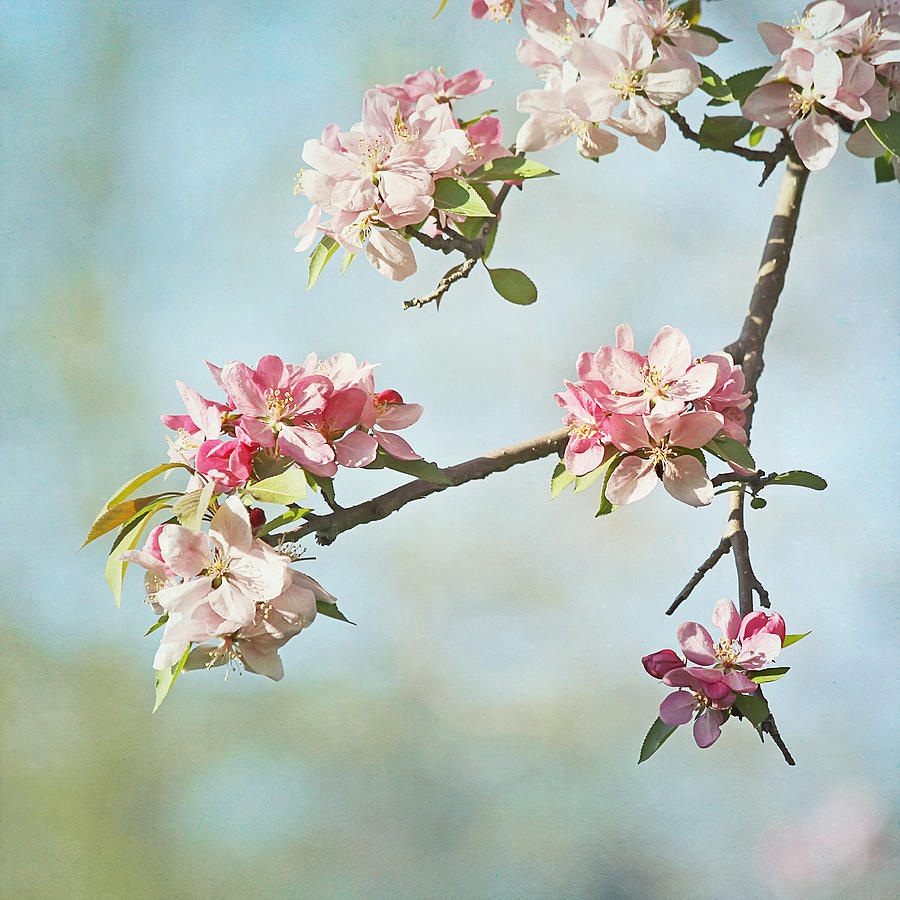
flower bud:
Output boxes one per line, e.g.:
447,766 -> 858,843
739,611 -> 786,645
642,649 -> 684,679
375,389 -> 403,404
248,507 -> 266,531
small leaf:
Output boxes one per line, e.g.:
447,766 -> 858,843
432,178 -> 494,217
697,63 -> 732,103
145,613 -> 169,636
245,467 -> 308,504
255,506 -> 312,537
456,109 -> 498,129
748,125 -> 766,147
456,183 -> 496,240
865,110 -> 900,157
308,235 -> 339,290
340,252 -> 355,274
153,644 -> 191,713
466,156 -> 557,182
769,470 -> 827,491
750,496 -> 767,509
782,631 -> 811,648
379,453 -> 452,486
733,692 -> 770,730
698,115 -> 752,150
305,472 -> 336,506
874,152 -> 896,183
726,66 -> 770,104
573,463 -> 607,494
82,493 -> 176,549
690,23 -> 731,43
595,453 -> 624,517
487,267 -> 537,305
704,436 -> 755,470
749,666 -> 790,684
85,463 -> 187,546
550,461 -> 576,499
173,482 -> 215,531
638,717 -> 679,763
105,515 -> 154,607
316,598 -> 355,625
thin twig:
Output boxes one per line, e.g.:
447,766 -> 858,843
403,256 -> 478,309
666,536 -> 731,616
665,108 -> 791,186
272,428 -> 569,546
759,688 -> 796,766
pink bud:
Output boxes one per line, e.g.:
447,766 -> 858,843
739,611 -> 787,645
248,507 -> 266,531
642,649 -> 684,679
376,389 -> 403,404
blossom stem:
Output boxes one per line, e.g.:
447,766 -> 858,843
275,427 -> 569,546
666,536 -> 731,616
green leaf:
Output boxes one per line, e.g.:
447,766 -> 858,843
466,156 -> 557,182
750,496 -> 767,509
456,183 -> 496,241
769,470 -> 827,491
698,115 -> 752,150
727,66 -> 770,103
173,481 -> 215,531
574,463 -> 607,494
379,452 -> 452,486
456,109 -> 498,129
245,467 -> 308,504
255,506 -> 312,537
782,631 -> 811,648
85,462 -> 187,546
690,23 -> 731,43
105,514 -> 154,607
595,453 -> 624,517
733,692 -> 770,730
145,613 -> 169,636
340,251 -> 355,274
82,492 -> 176,549
316,598 -> 355,625
697,63 -> 732,103
153,644 -> 191,713
305,472 -> 336,506
487,267 -> 537,305
748,125 -> 766,147
638,717 -> 679,763
307,235 -> 339,290
865,110 -> 900,157
749,666 -> 790,684
432,178 -> 494,217
550,461 -> 575,500
703,436 -> 755,471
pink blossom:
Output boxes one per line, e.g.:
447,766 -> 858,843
617,0 -> 719,57
605,409 -> 721,507
161,381 -> 228,465
195,438 -> 254,491
642,648 -> 684,679
378,68 -> 493,113
555,380 -> 618,475
692,351 -> 751,443
677,598 -> 784,677
659,666 -> 738,748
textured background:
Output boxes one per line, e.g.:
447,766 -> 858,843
2,1 -> 898,897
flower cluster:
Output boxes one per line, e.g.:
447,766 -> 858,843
643,598 -> 788,748
165,352 -> 424,488
484,0 -> 717,156
742,1 -> 900,171
122,498 -> 335,681
294,67 -> 511,281
555,324 -> 750,508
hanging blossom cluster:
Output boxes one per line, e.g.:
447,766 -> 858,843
555,324 -> 751,508
165,352 -> 424,484
742,0 -> 900,171
643,598 -> 791,748
123,498 -> 336,681
293,67 -> 513,281
476,0 -> 719,155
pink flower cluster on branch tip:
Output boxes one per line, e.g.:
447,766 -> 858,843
294,67 -> 512,281
742,1 -> 900,170
502,0 -> 715,158
163,352 -> 423,489
121,498 -> 335,681
644,598 -> 787,748
556,323 -> 750,508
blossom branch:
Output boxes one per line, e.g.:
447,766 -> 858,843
758,687 -> 797,766
276,427 -> 569,546
666,536 -> 731,616
665,108 -> 791,186
403,256 -> 478,309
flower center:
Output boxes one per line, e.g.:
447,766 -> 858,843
691,690 -> 712,711
610,66 -> 644,101
265,388 -> 294,420
789,86 -> 819,119
204,637 -> 243,679
714,638 -> 740,668
485,0 -> 515,21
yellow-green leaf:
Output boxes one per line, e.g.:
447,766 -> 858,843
244,467 -> 309,504
173,481 -> 215,531
153,644 -> 191,713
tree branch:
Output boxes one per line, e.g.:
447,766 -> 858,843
276,427 -> 569,546
666,536 -> 731,616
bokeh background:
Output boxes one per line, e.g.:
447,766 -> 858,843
2,1 -> 898,897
